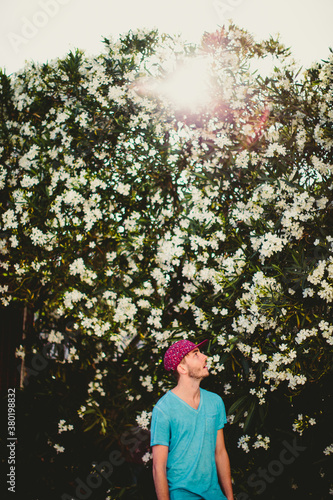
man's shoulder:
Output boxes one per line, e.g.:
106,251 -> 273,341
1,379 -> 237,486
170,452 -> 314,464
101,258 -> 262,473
153,391 -> 172,412
201,388 -> 224,406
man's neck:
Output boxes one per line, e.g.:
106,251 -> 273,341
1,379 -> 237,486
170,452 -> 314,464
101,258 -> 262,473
171,377 -> 202,408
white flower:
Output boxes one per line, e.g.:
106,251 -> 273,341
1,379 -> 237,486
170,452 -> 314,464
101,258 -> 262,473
114,297 -> 137,323
238,434 -> 251,453
0,165 -> 6,189
15,345 -> 25,359
147,308 -> 163,328
9,235 -> 19,248
54,444 -> 65,454
77,405 -> 86,418
69,258 -> 97,285
115,182 -> 131,195
266,143 -> 287,157
253,434 -> 270,450
323,443 -> 333,455
248,368 -> 256,382
136,411 -> 152,430
142,451 -> 152,464
21,175 -> 39,188
251,232 -> 287,262
227,414 -> 235,424
30,228 -> 54,247
48,331 -> 64,344
103,290 -> 116,301
295,328 -> 317,344
108,86 -> 126,104
63,289 -> 85,309
2,209 -> 18,230
140,375 -> 154,392
311,155 -> 332,175
224,383 -> 232,395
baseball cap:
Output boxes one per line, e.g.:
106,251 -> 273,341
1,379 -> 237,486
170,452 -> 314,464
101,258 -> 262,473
164,339 -> 209,371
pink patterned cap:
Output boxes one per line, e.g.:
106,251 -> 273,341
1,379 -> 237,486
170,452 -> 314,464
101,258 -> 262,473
164,339 -> 209,371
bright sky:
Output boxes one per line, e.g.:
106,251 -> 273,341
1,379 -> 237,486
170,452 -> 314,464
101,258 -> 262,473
1,0 -> 332,75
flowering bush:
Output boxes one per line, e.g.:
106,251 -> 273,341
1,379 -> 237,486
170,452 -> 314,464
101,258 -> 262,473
1,25 -> 332,499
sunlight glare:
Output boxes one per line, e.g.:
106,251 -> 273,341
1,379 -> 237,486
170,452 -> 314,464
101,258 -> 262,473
160,57 -> 211,111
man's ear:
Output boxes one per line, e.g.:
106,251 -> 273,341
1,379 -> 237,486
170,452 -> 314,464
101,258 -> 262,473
177,361 -> 187,376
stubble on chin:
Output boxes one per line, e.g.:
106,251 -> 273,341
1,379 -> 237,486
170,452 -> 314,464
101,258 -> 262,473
188,367 -> 210,380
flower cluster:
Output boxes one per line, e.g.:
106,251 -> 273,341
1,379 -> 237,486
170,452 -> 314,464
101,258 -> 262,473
136,411 -> 152,431
292,414 -> 316,436
323,443 -> 333,456
58,419 -> 74,434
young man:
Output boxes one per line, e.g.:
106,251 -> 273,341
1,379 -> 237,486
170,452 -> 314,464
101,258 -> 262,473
150,339 -> 234,500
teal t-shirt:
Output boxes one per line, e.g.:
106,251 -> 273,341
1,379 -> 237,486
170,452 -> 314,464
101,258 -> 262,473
150,388 -> 228,500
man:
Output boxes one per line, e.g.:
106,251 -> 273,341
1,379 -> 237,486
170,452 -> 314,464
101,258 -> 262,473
150,339 -> 234,500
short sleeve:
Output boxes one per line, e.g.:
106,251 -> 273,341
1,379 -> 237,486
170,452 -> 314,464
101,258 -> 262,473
150,405 -> 170,447
217,396 -> 227,430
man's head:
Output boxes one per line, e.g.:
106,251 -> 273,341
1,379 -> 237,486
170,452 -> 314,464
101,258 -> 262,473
163,339 -> 209,380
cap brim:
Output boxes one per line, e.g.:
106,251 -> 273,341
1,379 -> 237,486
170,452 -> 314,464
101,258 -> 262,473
195,339 -> 209,350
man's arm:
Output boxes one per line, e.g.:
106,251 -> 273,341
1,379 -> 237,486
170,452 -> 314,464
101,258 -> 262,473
215,428 -> 234,500
152,444 -> 170,500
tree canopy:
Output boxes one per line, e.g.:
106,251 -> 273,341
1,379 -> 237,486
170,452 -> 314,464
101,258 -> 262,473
0,25 -> 332,499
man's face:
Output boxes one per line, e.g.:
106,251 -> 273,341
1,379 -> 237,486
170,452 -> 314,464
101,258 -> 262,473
182,348 -> 209,380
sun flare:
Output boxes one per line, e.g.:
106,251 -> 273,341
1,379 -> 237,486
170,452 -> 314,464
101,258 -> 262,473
159,56 -> 212,111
